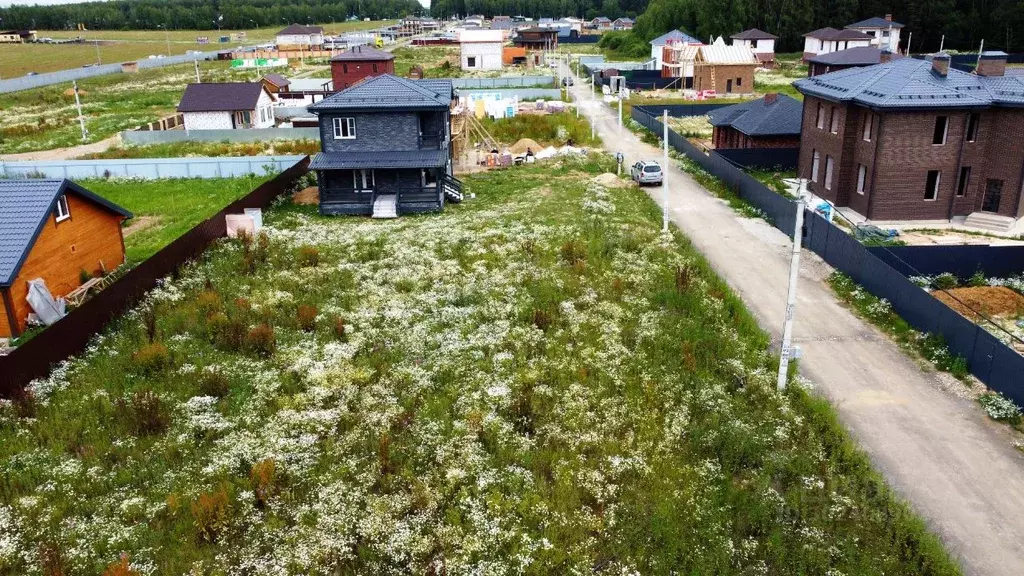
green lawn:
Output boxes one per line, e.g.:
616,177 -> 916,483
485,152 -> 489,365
0,156 -> 957,574
479,111 -> 600,147
391,45 -> 461,78
83,176 -> 270,263
79,140 -> 320,160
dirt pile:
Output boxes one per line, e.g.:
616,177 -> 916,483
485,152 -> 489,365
933,286 -> 1024,319
510,138 -> 542,154
63,88 -> 89,97
593,173 -> 629,188
293,186 -> 320,205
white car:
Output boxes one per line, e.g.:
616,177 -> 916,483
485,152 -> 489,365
630,160 -> 663,186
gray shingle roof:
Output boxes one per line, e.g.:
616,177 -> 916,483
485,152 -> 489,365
731,28 -> 778,40
794,58 -> 1024,109
708,94 -> 803,136
651,29 -> 701,46
806,46 -> 901,66
0,179 -> 132,287
309,149 -> 447,170
330,45 -> 395,61
846,17 -> 904,29
804,27 -> 872,40
177,82 -> 267,113
262,73 -> 290,87
308,75 -> 453,112
277,24 -> 324,35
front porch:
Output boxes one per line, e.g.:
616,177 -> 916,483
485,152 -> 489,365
314,166 -> 463,217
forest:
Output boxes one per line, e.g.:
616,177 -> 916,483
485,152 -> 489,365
0,0 -> 425,31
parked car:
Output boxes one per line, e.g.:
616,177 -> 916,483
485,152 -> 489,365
631,160 -> 663,186
561,76 -> 574,87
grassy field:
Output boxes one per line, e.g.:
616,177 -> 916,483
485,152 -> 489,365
79,140 -> 320,160
479,111 -> 600,147
0,156 -> 957,574
84,176 -> 270,263
391,45 -> 461,77
0,60 -> 271,154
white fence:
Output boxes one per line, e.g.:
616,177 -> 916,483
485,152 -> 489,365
0,155 -> 305,180
450,76 -> 556,88
122,127 -> 320,145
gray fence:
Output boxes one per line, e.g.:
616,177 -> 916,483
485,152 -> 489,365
716,148 -> 800,171
0,50 -> 224,94
450,76 -> 556,88
868,245 -> 1024,281
0,155 -> 304,180
459,88 -> 563,100
122,127 -> 319,145
631,106 -> 1024,404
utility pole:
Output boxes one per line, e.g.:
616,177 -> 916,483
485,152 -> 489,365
72,80 -> 88,143
194,58 -> 201,82
662,109 -> 669,232
977,39 -> 984,68
939,34 -> 945,53
777,188 -> 806,390
94,39 -> 101,65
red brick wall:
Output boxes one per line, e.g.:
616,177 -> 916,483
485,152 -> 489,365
798,96 -> 848,205
331,59 -> 395,91
714,126 -> 798,149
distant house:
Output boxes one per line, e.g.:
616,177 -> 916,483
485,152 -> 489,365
708,93 -> 802,148
730,29 -> 777,67
803,27 -> 872,61
177,83 -> 275,130
459,29 -> 504,71
306,74 -> 464,217
260,73 -> 291,96
330,45 -> 395,90
591,17 -> 613,30
794,53 -> 1024,226
845,15 -> 904,53
276,24 -> 325,50
465,14 -> 485,27
612,18 -> 634,30
0,179 -> 132,338
651,29 -> 702,70
0,29 -> 36,43
806,46 -> 900,76
512,27 -> 559,50
693,41 -> 758,94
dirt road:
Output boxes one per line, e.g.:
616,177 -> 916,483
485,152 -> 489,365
0,134 -> 121,161
571,81 -> 1024,575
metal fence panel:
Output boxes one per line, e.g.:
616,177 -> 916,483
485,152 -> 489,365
0,156 -> 305,180
970,330 -> 1001,383
122,128 -> 319,145
449,76 -> 556,88
634,103 -> 734,118
867,245 -> 1024,280
988,347 -> 1024,406
0,51 -> 222,94
935,308 -> 981,361
716,148 -> 799,171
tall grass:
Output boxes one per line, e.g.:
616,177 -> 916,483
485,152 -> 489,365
479,111 -> 600,147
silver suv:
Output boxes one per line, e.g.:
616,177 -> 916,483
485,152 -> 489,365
631,160 -> 663,186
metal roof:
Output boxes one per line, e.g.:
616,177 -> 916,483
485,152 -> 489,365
806,46 -> 902,66
708,94 -> 803,136
177,82 -> 268,112
0,179 -> 132,287
804,27 -> 872,41
698,44 -> 758,65
330,45 -> 395,61
794,57 -> 1024,109
846,17 -> 905,29
261,73 -> 290,87
651,29 -> 701,46
308,75 -> 453,112
730,28 -> 778,40
309,149 -> 447,170
277,24 -> 324,35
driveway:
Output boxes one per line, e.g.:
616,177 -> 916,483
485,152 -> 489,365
0,134 -> 121,161
570,80 -> 1024,575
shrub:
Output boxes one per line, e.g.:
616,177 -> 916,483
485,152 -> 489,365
245,324 -> 276,358
933,272 -> 959,290
675,265 -> 692,293
119,390 -> 170,436
209,312 -> 246,352
198,369 -> 230,398
191,485 -> 231,543
102,554 -> 140,576
332,316 -> 348,341
133,342 -> 171,375
296,245 -> 320,268
967,270 -> 988,288
560,239 -> 586,265
297,304 -> 318,332
38,542 -> 65,576
532,308 -> 553,331
978,393 -> 1022,424
143,307 -> 158,343
79,269 -> 93,285
195,290 -> 222,314
250,458 -> 277,508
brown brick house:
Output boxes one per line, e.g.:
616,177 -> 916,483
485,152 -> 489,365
330,45 -> 395,91
693,42 -> 758,95
708,93 -> 802,148
794,53 -> 1024,226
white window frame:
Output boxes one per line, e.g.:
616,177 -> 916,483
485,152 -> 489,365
55,194 -> 71,222
811,150 -> 820,183
933,116 -> 948,145
862,115 -> 872,141
925,170 -> 941,201
857,164 -> 867,194
966,113 -> 979,142
816,104 -> 824,129
333,117 -> 356,139
824,155 -> 834,190
829,108 -> 839,134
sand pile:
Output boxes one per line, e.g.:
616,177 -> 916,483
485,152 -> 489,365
293,186 -> 320,205
510,138 -> 542,154
933,286 -> 1024,319
63,88 -> 89,97
593,173 -> 629,188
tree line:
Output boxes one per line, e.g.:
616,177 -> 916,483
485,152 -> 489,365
428,0 -> 647,20
0,0 -> 425,31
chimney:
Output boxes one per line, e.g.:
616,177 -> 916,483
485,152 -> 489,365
880,49 -> 894,63
976,51 -> 1007,77
885,13 -> 892,22
764,92 -> 778,104
931,52 -> 950,77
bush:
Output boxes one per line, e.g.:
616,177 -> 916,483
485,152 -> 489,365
196,290 -> 222,314
245,324 -> 276,358
296,245 -> 320,268
199,369 -> 230,398
332,316 -> 348,341
967,270 -> 988,287
133,342 -> 171,374
191,485 -> 230,543
79,269 -> 93,285
102,554 -> 140,576
250,458 -> 277,508
208,312 -> 246,352
297,304 -> 317,332
933,272 -> 959,290
560,239 -> 586,265
978,393 -> 1022,424
119,390 -> 170,436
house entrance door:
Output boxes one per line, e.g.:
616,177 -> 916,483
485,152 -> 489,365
726,79 -> 733,93
354,169 -> 374,193
982,179 -> 1003,213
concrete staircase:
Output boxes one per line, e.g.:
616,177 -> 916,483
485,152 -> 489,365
964,212 -> 1017,233
372,194 -> 397,219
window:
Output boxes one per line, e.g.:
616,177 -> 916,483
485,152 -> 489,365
343,63 -> 348,73
736,77 -> 742,87
751,39 -> 758,49
932,116 -> 948,145
857,164 -> 867,194
467,56 -> 476,67
957,167 -> 971,196
811,150 -> 820,182
824,155 -> 834,190
333,117 -> 356,139
55,194 -> 70,222
372,63 -> 378,73
966,113 -> 979,142
862,115 -> 872,141
422,168 -> 438,187
829,108 -> 839,134
816,104 -> 824,129
925,170 -> 940,200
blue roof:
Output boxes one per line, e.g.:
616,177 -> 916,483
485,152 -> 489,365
846,17 -> 904,29
0,179 -> 132,287
309,149 -> 447,170
308,75 -> 453,112
794,58 -> 1024,109
708,94 -> 803,136
651,29 -> 701,46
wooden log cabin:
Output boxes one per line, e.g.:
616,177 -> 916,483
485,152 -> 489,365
0,179 -> 132,339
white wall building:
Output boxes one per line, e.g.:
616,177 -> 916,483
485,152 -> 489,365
650,29 -> 702,70
459,29 -> 504,71
844,15 -> 904,53
275,24 -> 325,49
802,28 -> 872,59
178,83 -> 276,131
730,28 -> 778,66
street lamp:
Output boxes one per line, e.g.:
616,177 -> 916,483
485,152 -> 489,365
158,24 -> 171,56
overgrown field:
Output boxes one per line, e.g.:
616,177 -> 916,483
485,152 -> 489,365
0,61 -> 272,154
392,46 -> 461,78
480,111 -> 600,147
84,175 -> 270,263
79,139 -> 320,160
0,157 -> 957,574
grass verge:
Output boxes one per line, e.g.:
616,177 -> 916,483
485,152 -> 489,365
78,140 -> 320,160
479,111 -> 600,147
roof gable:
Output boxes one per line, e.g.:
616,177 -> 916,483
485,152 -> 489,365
846,17 -> 904,29
651,29 -> 701,46
698,44 -> 758,65
277,24 -> 324,35
731,28 -> 777,40
177,83 -> 269,113
330,45 -> 395,61
0,179 -> 132,287
708,94 -> 803,136
806,46 -> 901,66
308,74 -> 453,112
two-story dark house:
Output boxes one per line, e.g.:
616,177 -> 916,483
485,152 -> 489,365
794,53 -> 1024,229
307,74 -> 463,218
